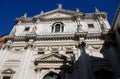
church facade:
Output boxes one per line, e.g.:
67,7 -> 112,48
0,5 -> 114,79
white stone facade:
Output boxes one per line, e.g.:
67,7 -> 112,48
0,5 -> 113,79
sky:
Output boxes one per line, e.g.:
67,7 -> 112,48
0,0 -> 119,36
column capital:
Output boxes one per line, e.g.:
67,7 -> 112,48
35,68 -> 42,73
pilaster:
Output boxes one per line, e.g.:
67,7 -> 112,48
13,45 -> 33,79
0,47 -> 11,73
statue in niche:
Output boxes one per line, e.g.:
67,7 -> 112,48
102,21 -> 108,30
32,25 -> 37,33
77,24 -> 82,32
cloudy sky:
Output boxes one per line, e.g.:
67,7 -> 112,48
0,0 -> 119,36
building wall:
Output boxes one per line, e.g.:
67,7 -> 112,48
0,5 -> 113,79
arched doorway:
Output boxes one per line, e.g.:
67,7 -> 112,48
43,72 -> 62,79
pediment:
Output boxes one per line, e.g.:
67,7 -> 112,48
2,68 -> 16,74
43,12 -> 72,19
34,9 -> 75,19
35,53 -> 71,64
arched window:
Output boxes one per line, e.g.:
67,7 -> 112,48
43,72 -> 62,79
52,22 -> 64,33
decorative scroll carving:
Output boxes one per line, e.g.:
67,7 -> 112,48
51,47 -> 59,51
38,47 -> 45,51
65,46 -> 73,50
91,45 -> 101,49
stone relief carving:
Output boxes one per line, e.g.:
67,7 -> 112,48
32,25 -> 37,33
6,59 -> 20,62
77,24 -> 83,32
51,47 -> 59,51
38,47 -> 45,51
65,46 -> 73,50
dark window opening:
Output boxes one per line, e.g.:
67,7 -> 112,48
52,22 -> 64,33
24,27 -> 30,31
3,76 -> 11,79
66,51 -> 73,54
55,24 -> 60,32
88,24 -> 94,28
94,69 -> 113,79
53,52 -> 58,54
52,26 -> 54,33
38,52 -> 44,54
62,26 -> 64,32
117,27 -> 120,35
43,72 -> 62,79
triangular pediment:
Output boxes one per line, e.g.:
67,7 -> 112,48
43,12 -> 72,19
2,68 -> 16,74
35,53 -> 71,63
34,9 -> 75,19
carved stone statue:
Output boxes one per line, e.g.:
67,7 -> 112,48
76,8 -> 80,12
58,4 -> 62,9
77,24 -> 82,32
23,13 -> 27,18
32,25 -> 37,32
95,7 -> 100,13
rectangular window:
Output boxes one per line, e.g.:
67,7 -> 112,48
117,27 -> 120,35
24,27 -> 30,31
66,51 -> 73,54
38,52 -> 44,54
55,24 -> 60,32
88,24 -> 94,28
53,52 -> 58,54
3,76 -> 11,79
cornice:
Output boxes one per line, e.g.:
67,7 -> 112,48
4,34 -> 76,42
75,31 -> 107,40
15,8 -> 107,24
4,32 -> 108,42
